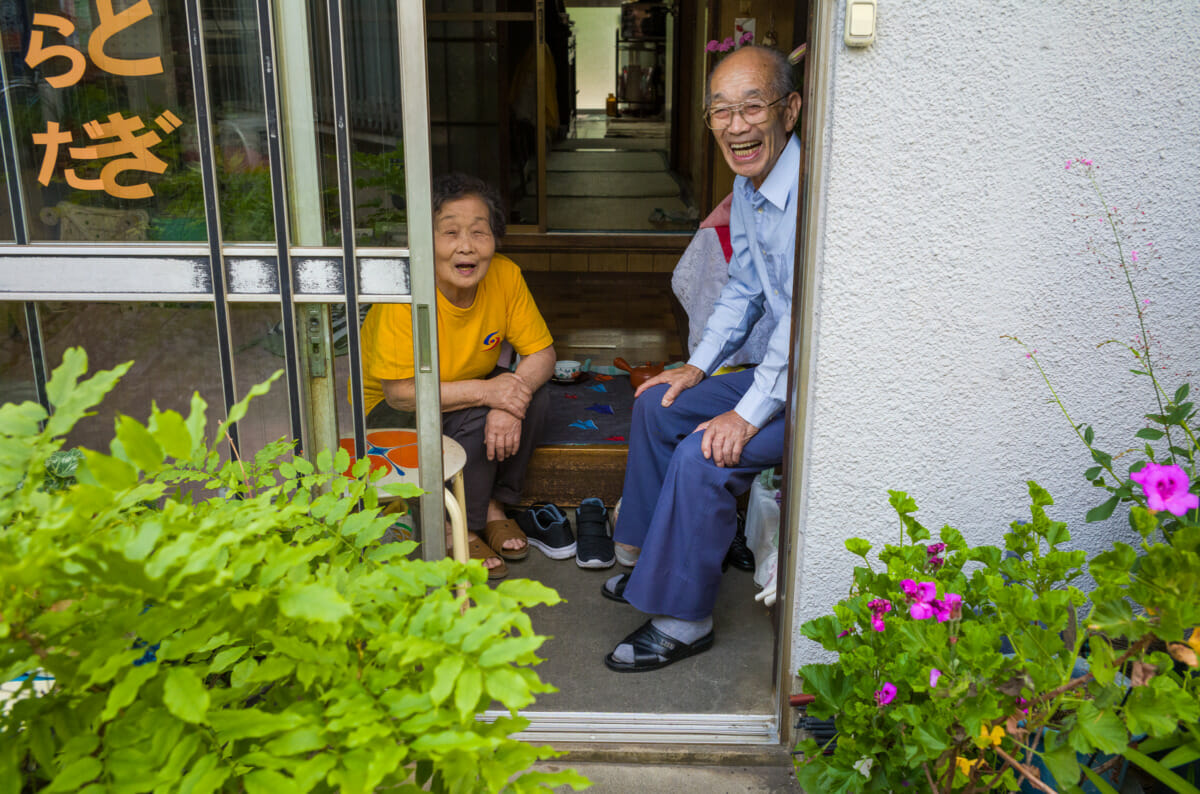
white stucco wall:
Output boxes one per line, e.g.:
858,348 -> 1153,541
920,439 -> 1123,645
791,2 -> 1200,668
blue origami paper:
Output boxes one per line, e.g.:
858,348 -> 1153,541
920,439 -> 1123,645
589,383 -> 608,393
586,403 -> 615,415
568,419 -> 599,431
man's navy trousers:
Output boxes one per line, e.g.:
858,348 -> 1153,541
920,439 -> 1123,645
613,368 -> 785,620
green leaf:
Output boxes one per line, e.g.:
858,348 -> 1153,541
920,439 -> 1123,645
45,757 -> 103,793
844,538 -> 872,558
163,667 -> 210,724
209,709 -> 304,741
79,450 -> 138,491
1084,425 -> 1095,444
1084,466 -> 1102,480
1175,383 -> 1191,403
264,728 -> 326,757
1086,495 -> 1120,523
1040,742 -> 1081,793
1073,702 -> 1127,754
430,656 -> 464,705
1136,427 -> 1165,440
101,663 -> 158,723
1123,746 -> 1200,794
455,667 -> 483,720
177,753 -> 230,794
1079,764 -> 1121,794
113,415 -> 165,473
148,408 -> 194,460
244,769 -> 301,794
1128,506 -> 1159,539
278,583 -> 351,624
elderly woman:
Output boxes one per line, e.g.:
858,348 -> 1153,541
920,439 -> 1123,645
360,173 -> 555,578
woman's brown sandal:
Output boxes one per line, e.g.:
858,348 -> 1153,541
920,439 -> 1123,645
468,535 -> 508,579
482,519 -> 528,561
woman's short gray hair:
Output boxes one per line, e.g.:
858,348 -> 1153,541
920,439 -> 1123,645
704,45 -> 794,107
431,173 -> 507,240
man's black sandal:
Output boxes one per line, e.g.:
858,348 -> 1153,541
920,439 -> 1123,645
604,620 -> 715,673
601,573 -> 631,604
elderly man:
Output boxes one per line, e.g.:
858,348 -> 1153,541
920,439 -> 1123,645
602,45 -> 801,672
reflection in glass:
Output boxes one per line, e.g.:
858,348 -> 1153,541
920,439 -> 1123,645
4,1 -> 206,241
200,0 -> 275,241
0,302 -> 35,406
230,302 -> 292,459
426,8 -> 540,226
37,302 -> 225,454
0,132 -> 13,239
345,1 -> 406,246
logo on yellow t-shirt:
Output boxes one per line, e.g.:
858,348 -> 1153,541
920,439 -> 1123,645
482,331 -> 501,350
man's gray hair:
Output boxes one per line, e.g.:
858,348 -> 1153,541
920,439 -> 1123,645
703,45 -> 794,107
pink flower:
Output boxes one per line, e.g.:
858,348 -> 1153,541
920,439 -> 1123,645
871,614 -> 887,632
933,593 -> 961,622
915,581 -> 936,602
706,40 -> 720,52
929,668 -> 942,687
910,601 -> 936,620
900,579 -> 919,598
926,543 -> 945,555
1130,462 -> 1199,516
720,36 -> 735,51
868,598 -> 892,615
1065,161 -> 1071,170
739,31 -> 753,45
1131,250 -> 1138,263
928,556 -> 945,569
875,682 -> 897,706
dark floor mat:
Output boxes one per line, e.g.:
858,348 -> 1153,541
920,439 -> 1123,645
542,373 -> 634,444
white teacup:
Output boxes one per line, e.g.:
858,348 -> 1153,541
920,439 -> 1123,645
554,360 -> 581,380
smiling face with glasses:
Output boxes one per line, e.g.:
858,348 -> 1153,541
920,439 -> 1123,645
706,48 -> 801,188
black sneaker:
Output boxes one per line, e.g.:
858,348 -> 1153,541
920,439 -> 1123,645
516,502 -> 576,560
575,497 -> 615,569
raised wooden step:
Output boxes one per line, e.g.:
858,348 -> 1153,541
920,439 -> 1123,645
519,444 -> 628,509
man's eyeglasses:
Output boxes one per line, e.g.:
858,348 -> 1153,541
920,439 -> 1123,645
703,95 -> 788,130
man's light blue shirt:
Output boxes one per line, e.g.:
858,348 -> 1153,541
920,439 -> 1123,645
688,133 -> 799,428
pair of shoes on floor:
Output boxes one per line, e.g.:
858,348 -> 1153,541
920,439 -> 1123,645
515,502 -> 576,559
575,497 -> 615,568
604,620 -> 715,673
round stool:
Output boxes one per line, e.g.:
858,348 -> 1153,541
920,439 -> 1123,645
338,428 -> 468,565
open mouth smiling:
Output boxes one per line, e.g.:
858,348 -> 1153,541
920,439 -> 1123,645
729,140 -> 762,161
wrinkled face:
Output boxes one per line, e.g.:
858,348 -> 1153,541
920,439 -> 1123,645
433,195 -> 496,306
709,49 -> 801,188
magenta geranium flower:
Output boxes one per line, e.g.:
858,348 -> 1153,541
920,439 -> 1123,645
910,601 -> 936,620
875,682 -> 897,706
705,40 -> 720,52
1130,462 -> 1199,516
915,581 -> 936,602
929,668 -> 942,688
900,579 -> 919,598
870,614 -> 887,632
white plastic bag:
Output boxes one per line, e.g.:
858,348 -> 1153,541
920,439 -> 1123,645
744,474 -> 781,606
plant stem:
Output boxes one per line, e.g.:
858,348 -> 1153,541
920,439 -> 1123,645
994,745 -> 1057,794
922,760 -> 940,793
1088,173 -> 1175,456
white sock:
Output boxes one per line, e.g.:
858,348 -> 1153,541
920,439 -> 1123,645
604,573 -> 625,596
611,615 -> 713,664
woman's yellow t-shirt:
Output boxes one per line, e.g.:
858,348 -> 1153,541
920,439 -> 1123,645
359,254 -> 553,415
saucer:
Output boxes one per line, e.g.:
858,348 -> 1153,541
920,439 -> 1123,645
551,371 -> 586,385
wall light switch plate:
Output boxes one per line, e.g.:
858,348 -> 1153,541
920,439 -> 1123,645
845,0 -> 877,47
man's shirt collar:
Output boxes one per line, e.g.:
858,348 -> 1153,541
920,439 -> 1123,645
741,133 -> 800,212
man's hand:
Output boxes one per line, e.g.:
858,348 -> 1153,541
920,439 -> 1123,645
636,363 -> 705,406
482,372 -> 533,419
694,410 -> 759,467
485,408 -> 523,461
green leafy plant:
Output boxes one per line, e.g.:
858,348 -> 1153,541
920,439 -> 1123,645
796,161 -> 1200,792
796,484 -> 1092,793
0,348 -> 587,793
